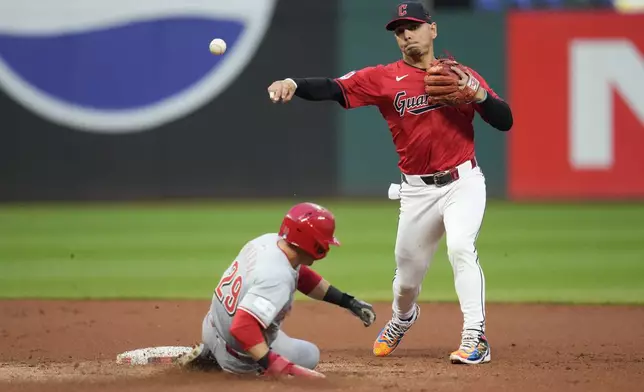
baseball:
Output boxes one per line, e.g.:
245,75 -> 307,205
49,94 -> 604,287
209,38 -> 227,55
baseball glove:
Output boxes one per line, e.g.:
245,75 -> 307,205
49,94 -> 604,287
423,58 -> 481,106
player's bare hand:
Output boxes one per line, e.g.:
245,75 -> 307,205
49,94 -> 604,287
346,296 -> 376,327
267,79 -> 297,103
450,66 -> 485,101
288,365 -> 326,379
450,66 -> 471,89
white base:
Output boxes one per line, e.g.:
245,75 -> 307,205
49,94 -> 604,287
116,346 -> 193,366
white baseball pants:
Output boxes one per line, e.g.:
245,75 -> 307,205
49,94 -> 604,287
391,160 -> 487,333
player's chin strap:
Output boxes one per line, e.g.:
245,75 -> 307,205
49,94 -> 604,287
323,285 -> 377,327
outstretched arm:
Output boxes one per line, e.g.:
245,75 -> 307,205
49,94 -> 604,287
291,78 -> 345,104
297,265 -> 376,327
267,78 -> 345,105
267,65 -> 383,108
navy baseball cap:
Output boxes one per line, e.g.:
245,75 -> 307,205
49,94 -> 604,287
385,1 -> 433,31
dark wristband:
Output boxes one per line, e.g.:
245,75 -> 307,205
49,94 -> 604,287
323,285 -> 353,309
257,351 -> 271,369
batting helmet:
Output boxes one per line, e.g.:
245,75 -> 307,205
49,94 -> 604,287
279,202 -> 341,260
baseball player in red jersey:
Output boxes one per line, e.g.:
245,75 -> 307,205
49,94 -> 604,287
267,1 -> 513,365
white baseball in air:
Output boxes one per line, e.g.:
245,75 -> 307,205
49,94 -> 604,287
209,38 -> 226,55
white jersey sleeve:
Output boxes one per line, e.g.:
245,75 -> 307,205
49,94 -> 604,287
237,268 -> 294,328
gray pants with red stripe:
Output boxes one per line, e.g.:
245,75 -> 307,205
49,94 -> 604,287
201,311 -> 320,374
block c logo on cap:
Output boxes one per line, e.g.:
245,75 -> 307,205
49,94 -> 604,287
398,4 -> 408,16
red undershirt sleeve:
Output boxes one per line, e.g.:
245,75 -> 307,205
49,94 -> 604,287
297,265 -> 323,295
229,308 -> 266,351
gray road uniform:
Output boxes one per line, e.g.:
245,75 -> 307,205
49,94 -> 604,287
201,233 -> 320,374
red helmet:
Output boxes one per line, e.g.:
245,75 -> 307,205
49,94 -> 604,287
278,202 -> 340,260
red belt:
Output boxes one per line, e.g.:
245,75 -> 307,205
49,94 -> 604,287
210,313 -> 254,361
225,344 -> 244,359
221,339 -> 253,361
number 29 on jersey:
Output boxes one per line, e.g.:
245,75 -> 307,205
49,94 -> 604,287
215,260 -> 243,315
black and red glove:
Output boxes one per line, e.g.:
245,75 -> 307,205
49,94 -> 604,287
258,351 -> 325,379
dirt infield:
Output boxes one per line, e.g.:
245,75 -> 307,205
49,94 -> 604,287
1,300 -> 643,391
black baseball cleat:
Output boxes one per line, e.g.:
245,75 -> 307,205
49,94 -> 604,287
177,343 -> 221,372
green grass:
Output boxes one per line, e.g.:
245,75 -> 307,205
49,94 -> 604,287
1,200 -> 643,304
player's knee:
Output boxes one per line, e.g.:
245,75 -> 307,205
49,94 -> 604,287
394,243 -> 432,289
395,247 -> 425,269
298,343 -> 320,370
393,267 -> 426,291
394,279 -> 419,295
446,238 -> 475,264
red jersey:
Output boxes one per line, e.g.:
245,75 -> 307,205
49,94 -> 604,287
334,60 -> 501,175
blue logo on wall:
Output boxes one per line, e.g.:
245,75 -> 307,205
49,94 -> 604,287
0,0 -> 276,133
